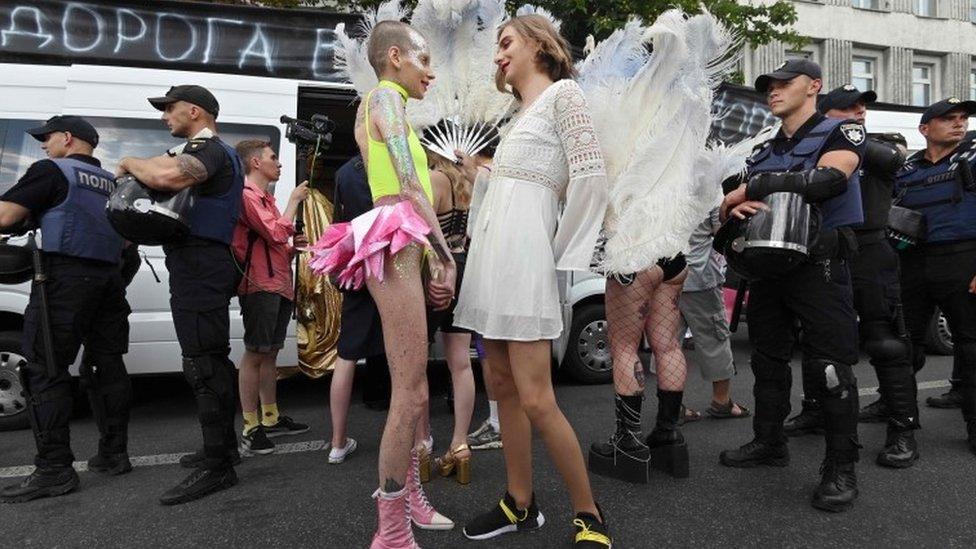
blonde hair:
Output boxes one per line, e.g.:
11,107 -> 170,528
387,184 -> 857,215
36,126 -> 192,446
428,151 -> 471,208
495,14 -> 577,97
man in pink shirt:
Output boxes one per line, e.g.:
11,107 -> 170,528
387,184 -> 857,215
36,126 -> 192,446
232,140 -> 310,455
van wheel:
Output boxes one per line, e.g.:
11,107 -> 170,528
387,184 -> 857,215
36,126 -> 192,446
925,308 -> 953,356
561,303 -> 612,384
0,330 -> 30,431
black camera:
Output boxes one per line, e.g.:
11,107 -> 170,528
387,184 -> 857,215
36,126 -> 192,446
281,114 -> 335,152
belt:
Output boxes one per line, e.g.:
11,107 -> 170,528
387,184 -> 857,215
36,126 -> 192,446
854,229 -> 886,245
921,239 -> 976,255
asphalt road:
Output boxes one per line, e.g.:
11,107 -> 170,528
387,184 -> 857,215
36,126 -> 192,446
1,330 -> 974,548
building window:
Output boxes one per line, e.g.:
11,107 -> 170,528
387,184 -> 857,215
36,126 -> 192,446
912,64 -> 932,106
971,0 -> 976,22
970,68 -> 976,100
852,57 -> 876,92
915,0 -> 936,16
852,0 -> 880,9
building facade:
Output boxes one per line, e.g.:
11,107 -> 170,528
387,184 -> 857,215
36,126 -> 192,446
743,0 -> 976,105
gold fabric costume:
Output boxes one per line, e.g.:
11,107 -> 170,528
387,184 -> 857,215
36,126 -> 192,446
296,187 -> 342,377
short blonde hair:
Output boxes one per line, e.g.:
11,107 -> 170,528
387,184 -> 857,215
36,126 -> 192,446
495,15 -> 577,96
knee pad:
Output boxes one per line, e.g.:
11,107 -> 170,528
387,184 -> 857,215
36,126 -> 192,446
862,320 -> 909,362
806,359 -> 856,397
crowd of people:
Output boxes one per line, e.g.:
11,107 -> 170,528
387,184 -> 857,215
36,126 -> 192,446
0,8 -> 974,549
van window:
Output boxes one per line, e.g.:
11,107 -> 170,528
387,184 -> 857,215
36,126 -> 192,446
0,117 -> 280,194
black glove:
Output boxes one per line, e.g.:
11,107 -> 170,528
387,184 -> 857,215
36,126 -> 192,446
745,167 -> 849,203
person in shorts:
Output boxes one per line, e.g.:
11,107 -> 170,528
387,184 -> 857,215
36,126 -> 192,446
232,139 -> 310,455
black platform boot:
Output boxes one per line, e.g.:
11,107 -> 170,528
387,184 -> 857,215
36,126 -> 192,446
645,390 -> 690,478
589,393 -> 651,483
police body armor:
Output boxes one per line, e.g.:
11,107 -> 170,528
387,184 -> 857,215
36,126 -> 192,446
892,141 -> 976,247
721,118 -> 863,280
42,158 -> 124,263
106,138 -> 243,246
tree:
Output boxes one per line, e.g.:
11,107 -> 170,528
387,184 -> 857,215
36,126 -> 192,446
195,0 -> 803,49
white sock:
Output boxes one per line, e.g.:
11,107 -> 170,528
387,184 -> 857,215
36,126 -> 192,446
488,400 -> 500,431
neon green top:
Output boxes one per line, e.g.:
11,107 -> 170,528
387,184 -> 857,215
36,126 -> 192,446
365,80 -> 433,203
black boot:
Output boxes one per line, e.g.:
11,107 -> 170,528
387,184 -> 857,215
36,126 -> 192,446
811,459 -> 858,512
645,390 -> 689,478
87,452 -> 133,475
784,399 -> 825,436
719,423 -> 790,468
0,467 -> 79,503
967,419 -> 976,457
876,424 -> 919,468
858,396 -> 889,423
926,387 -> 963,409
589,394 -> 650,483
159,467 -> 238,505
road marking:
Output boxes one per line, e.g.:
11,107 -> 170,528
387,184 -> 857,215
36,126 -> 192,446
0,439 -> 330,479
0,382 -> 955,479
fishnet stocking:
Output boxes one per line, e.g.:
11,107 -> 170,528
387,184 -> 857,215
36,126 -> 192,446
646,271 -> 688,392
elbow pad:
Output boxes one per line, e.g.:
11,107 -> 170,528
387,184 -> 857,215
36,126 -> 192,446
745,167 -> 849,203
863,139 -> 906,176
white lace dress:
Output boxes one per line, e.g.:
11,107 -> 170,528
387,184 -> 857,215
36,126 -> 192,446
454,79 -> 608,340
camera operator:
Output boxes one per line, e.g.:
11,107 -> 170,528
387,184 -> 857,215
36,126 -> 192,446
0,116 -> 132,503
115,85 -> 244,505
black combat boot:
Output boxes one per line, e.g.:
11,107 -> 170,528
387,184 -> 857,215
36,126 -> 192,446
926,387 -> 963,409
87,452 -> 133,475
589,394 -> 650,483
720,423 -> 790,468
811,458 -> 858,512
0,467 -> 79,503
876,424 -> 919,468
858,396 -> 889,423
645,390 -> 689,478
784,399 -> 825,436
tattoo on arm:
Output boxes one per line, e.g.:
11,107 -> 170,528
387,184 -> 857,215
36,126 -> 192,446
176,154 -> 208,184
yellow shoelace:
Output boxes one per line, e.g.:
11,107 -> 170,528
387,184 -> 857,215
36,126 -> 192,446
573,518 -> 611,546
499,499 -> 529,524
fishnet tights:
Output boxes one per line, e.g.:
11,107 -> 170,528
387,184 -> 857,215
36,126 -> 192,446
606,267 -> 688,396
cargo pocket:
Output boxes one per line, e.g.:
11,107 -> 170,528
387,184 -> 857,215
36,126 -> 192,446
712,312 -> 731,341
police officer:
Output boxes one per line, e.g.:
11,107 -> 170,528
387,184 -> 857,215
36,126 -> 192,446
894,97 -> 976,457
782,85 -> 919,467
718,60 -> 865,512
0,116 -> 132,503
116,85 -> 244,504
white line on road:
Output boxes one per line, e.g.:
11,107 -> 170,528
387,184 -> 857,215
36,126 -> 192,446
0,382 -> 954,479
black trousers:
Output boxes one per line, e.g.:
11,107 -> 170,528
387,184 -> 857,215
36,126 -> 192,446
847,238 -> 919,428
164,240 -> 239,470
22,255 -> 130,470
747,258 -> 861,461
900,242 -> 976,423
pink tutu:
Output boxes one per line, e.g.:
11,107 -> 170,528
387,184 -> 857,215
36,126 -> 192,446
308,201 -> 430,290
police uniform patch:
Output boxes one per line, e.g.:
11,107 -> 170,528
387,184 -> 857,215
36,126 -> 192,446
184,138 -> 210,153
840,123 -> 865,146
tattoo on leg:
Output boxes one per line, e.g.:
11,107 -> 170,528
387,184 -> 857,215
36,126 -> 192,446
383,478 -> 404,493
638,302 -> 651,319
634,360 -> 645,389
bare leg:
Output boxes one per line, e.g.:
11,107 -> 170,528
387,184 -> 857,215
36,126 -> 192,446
508,340 -> 600,520
444,332 -> 475,455
258,350 -> 279,407
330,357 -> 356,448
238,350 -> 264,427
366,245 -> 430,491
484,339 -> 533,507
606,270 -> 663,396
646,271 -> 689,392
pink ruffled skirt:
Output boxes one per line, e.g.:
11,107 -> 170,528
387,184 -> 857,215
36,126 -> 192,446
308,201 -> 430,290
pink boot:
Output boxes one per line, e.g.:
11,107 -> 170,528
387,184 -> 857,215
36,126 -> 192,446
371,488 -> 421,549
408,449 -> 454,530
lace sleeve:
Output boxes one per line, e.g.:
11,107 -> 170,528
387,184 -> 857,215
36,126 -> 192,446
551,80 -> 609,271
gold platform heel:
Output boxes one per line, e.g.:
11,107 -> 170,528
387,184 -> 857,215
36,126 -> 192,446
417,446 -> 432,484
436,444 -> 471,485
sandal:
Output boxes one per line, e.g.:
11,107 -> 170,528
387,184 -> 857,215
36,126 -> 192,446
706,399 -> 751,419
678,405 -> 702,425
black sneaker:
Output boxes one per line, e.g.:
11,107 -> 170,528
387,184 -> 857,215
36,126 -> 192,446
240,427 -> 275,456
468,420 -> 503,450
159,467 -> 238,506
180,448 -> 242,469
262,415 -> 310,438
926,388 -> 963,409
0,467 -> 79,503
573,507 -> 612,548
463,492 -> 545,540
87,452 -> 133,475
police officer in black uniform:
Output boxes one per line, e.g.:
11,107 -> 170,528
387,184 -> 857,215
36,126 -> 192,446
0,116 -> 132,503
115,85 -> 245,504
782,85 -> 920,467
717,60 -> 865,512
894,97 -> 976,457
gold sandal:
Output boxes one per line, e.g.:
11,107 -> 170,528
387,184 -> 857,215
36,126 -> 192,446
435,444 -> 471,485
416,445 -> 432,484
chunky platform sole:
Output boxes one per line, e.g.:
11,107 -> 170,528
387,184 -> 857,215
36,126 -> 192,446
462,512 -> 546,541
588,447 -> 651,484
650,442 -> 690,479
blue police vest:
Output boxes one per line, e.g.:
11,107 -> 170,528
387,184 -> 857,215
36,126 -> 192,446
187,139 -> 243,245
747,118 -> 864,230
893,144 -> 976,244
42,158 -> 124,264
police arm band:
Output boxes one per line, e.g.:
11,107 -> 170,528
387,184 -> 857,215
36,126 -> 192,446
863,139 -> 905,175
744,167 -> 849,202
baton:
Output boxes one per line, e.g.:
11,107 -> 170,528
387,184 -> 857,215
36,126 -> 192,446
27,231 -> 58,379
729,279 -> 748,333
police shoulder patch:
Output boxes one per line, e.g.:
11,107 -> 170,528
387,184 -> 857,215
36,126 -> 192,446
840,123 -> 865,146
184,138 -> 210,153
